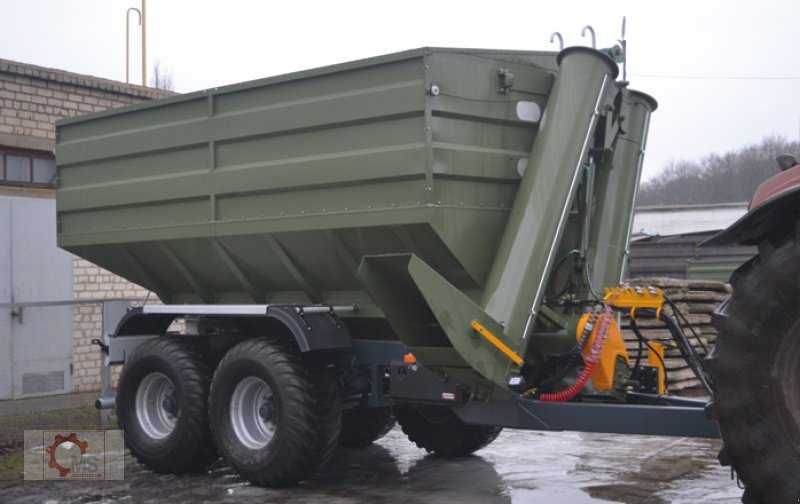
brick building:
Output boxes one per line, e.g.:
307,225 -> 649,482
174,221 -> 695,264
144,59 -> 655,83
1,59 -> 174,396
0,58 -> 173,168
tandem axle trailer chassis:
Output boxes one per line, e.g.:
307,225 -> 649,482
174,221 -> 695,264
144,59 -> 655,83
94,303 -> 719,440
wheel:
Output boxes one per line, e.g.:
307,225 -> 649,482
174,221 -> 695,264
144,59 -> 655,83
394,404 -> 501,456
338,407 -> 396,447
116,337 -> 217,473
708,227 -> 800,504
208,338 -> 341,486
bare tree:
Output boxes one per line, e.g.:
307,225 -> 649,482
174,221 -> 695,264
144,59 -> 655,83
150,59 -> 174,91
636,135 -> 799,207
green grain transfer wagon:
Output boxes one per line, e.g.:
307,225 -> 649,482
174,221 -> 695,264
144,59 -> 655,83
56,45 -> 777,501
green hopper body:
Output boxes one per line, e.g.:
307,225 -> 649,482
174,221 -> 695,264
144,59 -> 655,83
56,47 -> 655,397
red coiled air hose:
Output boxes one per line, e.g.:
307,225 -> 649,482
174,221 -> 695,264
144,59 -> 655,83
539,304 -> 613,402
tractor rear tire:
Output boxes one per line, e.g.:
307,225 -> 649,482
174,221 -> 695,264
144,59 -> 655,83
338,407 -> 396,447
394,404 -> 501,456
708,226 -> 800,504
116,337 -> 217,473
208,338 -> 341,486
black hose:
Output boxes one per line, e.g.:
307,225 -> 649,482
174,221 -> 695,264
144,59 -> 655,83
536,312 -> 597,390
551,250 -> 580,299
631,326 -> 644,371
626,307 -> 712,394
658,312 -> 713,394
630,318 -> 669,394
662,293 -> 708,354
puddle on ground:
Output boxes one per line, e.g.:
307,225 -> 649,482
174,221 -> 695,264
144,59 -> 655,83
0,428 -> 743,503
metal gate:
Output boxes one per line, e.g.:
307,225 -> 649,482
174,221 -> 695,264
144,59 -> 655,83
1,194 -> 74,399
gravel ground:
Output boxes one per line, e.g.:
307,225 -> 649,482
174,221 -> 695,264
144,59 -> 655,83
0,426 -> 742,504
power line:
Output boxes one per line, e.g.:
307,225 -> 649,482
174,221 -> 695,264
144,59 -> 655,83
631,74 -> 800,81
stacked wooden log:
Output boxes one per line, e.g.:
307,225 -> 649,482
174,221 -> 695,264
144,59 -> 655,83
618,277 -> 731,394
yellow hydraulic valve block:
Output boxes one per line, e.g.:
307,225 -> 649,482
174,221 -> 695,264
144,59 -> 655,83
603,286 -> 665,319
602,285 -> 668,395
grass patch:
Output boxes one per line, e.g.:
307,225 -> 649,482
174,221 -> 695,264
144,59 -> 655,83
0,450 -> 24,483
0,405 -> 102,445
0,405 -> 115,485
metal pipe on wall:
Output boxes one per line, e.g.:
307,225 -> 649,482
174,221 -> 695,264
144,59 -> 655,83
125,1 -> 146,86
141,0 -> 147,86
125,8 -> 141,84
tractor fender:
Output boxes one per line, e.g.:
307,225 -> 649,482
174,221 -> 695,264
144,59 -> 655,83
704,163 -> 800,247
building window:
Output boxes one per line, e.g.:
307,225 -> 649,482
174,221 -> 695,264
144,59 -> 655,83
0,148 -> 57,188
33,158 -> 57,184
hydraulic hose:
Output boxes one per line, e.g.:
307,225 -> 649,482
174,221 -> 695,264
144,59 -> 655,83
630,317 -> 670,395
658,311 -> 713,394
535,312 -> 598,391
540,303 -> 613,402
627,306 -> 711,395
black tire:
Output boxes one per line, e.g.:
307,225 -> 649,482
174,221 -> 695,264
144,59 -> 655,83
116,337 -> 217,473
306,354 -> 342,471
394,404 -> 501,456
208,338 -> 341,486
338,407 -> 396,447
708,228 -> 800,504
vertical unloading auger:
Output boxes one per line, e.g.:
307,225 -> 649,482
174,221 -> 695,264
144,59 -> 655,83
479,47 -> 618,355
358,47 -> 653,395
587,89 -> 658,291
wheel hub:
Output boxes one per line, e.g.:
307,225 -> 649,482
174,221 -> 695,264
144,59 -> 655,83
258,401 -> 276,423
162,392 -> 178,415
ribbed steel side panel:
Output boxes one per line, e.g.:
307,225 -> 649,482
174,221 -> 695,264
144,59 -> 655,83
56,48 -> 556,305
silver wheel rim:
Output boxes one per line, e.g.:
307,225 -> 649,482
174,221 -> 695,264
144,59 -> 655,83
230,376 -> 276,449
135,372 -> 179,439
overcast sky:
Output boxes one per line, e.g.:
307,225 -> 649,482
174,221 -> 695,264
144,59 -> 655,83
2,0 -> 798,180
